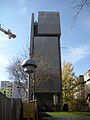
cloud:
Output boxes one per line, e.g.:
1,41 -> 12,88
0,36 -> 8,41
0,55 -> 9,67
62,45 -> 90,64
0,76 -> 9,82
0,54 -> 9,82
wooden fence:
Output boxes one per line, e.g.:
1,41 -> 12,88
0,92 -> 22,120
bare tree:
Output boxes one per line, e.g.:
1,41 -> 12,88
6,44 -> 29,96
72,0 -> 90,25
7,56 -> 28,96
73,82 -> 90,111
6,48 -> 58,100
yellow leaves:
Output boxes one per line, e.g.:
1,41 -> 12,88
62,61 -> 75,81
62,61 -> 81,109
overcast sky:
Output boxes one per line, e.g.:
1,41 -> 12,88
0,0 -> 90,83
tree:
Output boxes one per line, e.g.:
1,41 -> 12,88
62,61 -> 80,111
0,87 -> 3,93
0,87 -> 12,97
7,57 -> 28,83
6,44 -> 29,98
74,91 -> 87,111
84,84 -> 90,108
72,0 -> 90,25
6,49 -> 58,101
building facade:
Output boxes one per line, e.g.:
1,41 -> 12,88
83,69 -> 90,86
30,11 -> 62,111
1,81 -> 26,101
78,70 -> 90,90
78,70 -> 90,108
1,81 -> 11,89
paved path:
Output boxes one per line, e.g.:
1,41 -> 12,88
40,116 -> 90,120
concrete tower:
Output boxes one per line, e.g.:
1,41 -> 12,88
30,11 -> 62,111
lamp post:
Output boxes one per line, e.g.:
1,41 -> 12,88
21,58 -> 37,102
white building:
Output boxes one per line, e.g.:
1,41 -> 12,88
1,81 -> 26,101
83,69 -> 90,86
78,70 -> 90,107
1,81 -> 11,89
12,81 -> 26,101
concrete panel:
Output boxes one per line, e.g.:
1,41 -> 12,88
30,13 -> 35,57
34,37 -> 61,92
38,12 -> 61,36
34,36 -> 60,71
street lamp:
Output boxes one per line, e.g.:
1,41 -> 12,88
21,58 -> 37,102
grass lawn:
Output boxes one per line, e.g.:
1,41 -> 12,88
39,112 -> 90,117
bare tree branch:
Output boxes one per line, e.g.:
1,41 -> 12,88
72,0 -> 90,27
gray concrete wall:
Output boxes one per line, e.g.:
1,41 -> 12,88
34,37 -> 60,93
38,11 -> 61,35
30,13 -> 34,57
30,11 -> 62,111
34,37 -> 60,71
